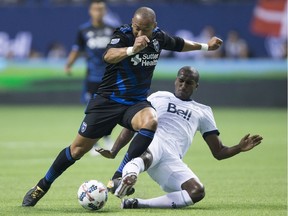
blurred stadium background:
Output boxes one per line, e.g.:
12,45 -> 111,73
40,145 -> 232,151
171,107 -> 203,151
0,0 -> 286,106
0,0 -> 287,215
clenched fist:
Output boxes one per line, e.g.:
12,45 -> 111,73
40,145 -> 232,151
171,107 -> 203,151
208,36 -> 223,51
132,35 -> 150,53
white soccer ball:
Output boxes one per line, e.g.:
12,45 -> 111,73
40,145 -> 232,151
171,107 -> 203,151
77,180 -> 108,210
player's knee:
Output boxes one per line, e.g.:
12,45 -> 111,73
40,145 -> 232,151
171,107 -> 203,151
142,115 -> 158,131
182,179 -> 205,203
70,141 -> 93,159
141,149 -> 153,170
187,184 -> 205,203
70,145 -> 86,159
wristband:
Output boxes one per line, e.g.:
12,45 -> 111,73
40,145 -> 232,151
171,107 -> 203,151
200,43 -> 209,51
126,47 -> 135,56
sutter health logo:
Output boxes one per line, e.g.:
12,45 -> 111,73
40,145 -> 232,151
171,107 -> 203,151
131,53 -> 159,66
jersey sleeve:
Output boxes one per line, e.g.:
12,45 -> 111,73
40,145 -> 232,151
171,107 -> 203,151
106,30 -> 130,49
159,31 -> 185,52
199,107 -> 220,138
72,29 -> 85,52
147,92 -> 158,108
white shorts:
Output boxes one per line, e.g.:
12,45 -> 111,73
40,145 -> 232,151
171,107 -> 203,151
146,136 -> 200,193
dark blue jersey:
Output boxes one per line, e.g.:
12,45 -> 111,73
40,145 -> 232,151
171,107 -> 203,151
72,21 -> 114,83
97,24 -> 184,105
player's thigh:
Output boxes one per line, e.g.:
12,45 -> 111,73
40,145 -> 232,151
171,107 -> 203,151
166,162 -> 200,193
148,158 -> 200,193
79,94 -> 127,139
121,100 -> 157,131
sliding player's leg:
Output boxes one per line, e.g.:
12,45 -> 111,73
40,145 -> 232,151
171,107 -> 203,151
122,158 -> 205,208
109,101 -> 157,189
114,149 -> 153,198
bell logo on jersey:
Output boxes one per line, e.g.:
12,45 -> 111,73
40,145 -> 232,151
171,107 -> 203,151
167,103 -> 192,121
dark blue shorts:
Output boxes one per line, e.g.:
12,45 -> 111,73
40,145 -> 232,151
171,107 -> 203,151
78,94 -> 153,139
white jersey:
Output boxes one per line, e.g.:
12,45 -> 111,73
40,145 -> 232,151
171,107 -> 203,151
147,91 -> 219,159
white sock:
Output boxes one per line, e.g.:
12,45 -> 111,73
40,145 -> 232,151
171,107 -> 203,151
122,157 -> 145,177
137,190 -> 193,208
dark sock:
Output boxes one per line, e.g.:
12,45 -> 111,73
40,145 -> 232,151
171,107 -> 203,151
112,128 -> 155,179
37,146 -> 76,191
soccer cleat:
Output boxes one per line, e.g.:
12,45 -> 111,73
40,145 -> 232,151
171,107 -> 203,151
22,186 -> 46,207
121,198 -> 139,209
107,177 -> 135,197
107,178 -> 121,194
114,172 -> 137,199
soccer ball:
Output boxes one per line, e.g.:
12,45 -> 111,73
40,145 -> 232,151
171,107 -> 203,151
77,180 -> 108,210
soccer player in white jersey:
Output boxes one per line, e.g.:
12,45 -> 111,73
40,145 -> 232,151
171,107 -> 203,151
97,66 -> 263,209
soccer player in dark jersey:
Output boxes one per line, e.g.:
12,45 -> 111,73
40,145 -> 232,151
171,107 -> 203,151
65,0 -> 114,103
22,6 -> 223,207
65,0 -> 114,155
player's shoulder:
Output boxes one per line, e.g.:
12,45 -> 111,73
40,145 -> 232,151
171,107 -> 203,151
79,21 -> 92,30
150,91 -> 174,98
103,23 -> 115,29
191,100 -> 213,113
152,27 -> 165,37
117,24 -> 133,34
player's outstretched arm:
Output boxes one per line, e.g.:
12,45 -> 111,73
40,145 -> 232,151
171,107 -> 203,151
65,50 -> 80,75
182,36 -> 223,52
204,133 -> 263,160
96,128 -> 135,159
104,36 -> 150,64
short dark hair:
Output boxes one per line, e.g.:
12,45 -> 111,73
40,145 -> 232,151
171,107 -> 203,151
177,66 -> 200,83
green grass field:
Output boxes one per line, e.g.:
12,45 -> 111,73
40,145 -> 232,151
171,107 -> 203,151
0,106 -> 286,216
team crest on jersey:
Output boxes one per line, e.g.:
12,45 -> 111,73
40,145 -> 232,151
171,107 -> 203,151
81,122 -> 87,133
110,38 -> 120,44
152,39 -> 160,52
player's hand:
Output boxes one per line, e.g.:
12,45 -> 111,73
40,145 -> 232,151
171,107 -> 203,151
95,148 -> 116,159
65,65 -> 72,76
207,36 -> 223,50
133,35 -> 150,53
238,134 -> 263,152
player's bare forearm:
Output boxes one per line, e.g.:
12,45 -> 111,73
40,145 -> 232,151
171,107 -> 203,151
182,40 -> 202,51
104,48 -> 130,64
65,51 -> 80,75
205,134 -> 263,160
182,37 -> 223,52
110,128 -> 135,157
66,50 -> 79,68
211,145 -> 242,160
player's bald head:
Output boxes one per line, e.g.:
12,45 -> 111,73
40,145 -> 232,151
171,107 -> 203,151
132,7 -> 157,38
133,7 -> 156,23
177,66 -> 200,83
